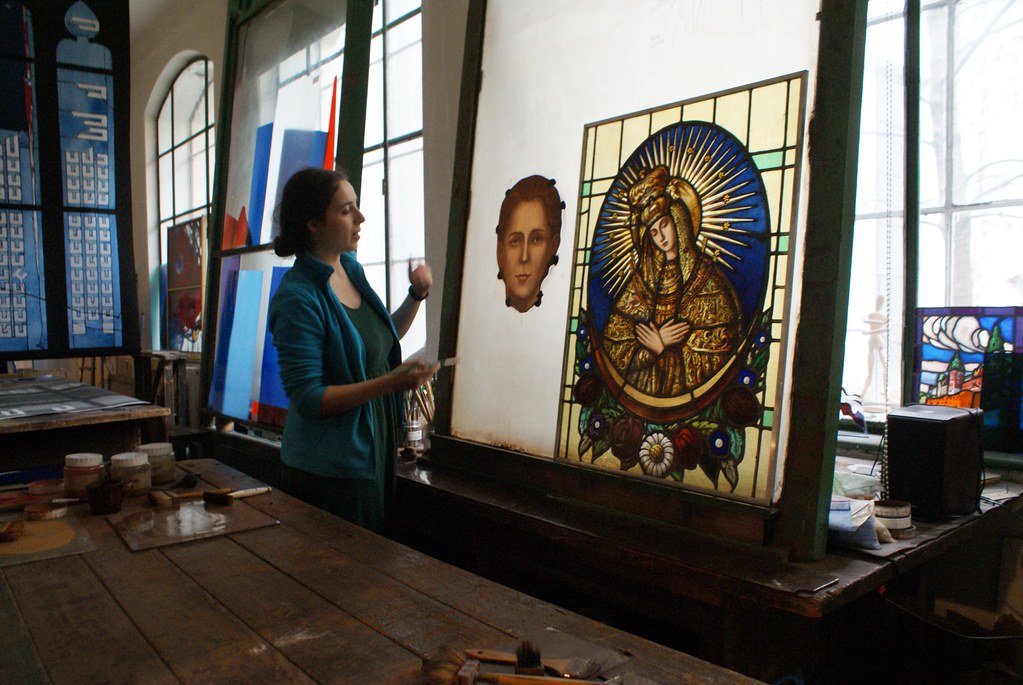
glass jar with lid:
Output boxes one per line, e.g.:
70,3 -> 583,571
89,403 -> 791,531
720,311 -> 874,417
109,451 -> 151,497
63,452 -> 105,498
138,442 -> 176,484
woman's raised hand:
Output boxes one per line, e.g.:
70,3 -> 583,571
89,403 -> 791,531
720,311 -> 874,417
408,259 -> 433,300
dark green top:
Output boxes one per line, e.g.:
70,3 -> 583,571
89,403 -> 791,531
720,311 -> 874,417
340,300 -> 399,531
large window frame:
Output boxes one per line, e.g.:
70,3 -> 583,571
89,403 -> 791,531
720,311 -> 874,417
201,0 -> 425,437
843,0 -> 1023,458
154,57 -> 216,354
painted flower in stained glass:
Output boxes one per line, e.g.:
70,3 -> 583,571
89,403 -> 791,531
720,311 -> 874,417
574,373 -> 602,406
720,385 -> 761,427
672,425 -> 704,470
709,429 -> 730,458
639,432 -> 675,478
610,415 -> 645,468
587,412 -> 609,439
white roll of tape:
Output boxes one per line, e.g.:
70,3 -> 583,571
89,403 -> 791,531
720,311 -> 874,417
876,514 -> 912,530
875,499 -> 912,518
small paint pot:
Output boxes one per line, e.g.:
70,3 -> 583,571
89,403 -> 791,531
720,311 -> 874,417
25,502 -> 68,520
87,479 -> 131,515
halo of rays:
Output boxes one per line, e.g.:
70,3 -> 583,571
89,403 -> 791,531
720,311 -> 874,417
591,122 -> 769,302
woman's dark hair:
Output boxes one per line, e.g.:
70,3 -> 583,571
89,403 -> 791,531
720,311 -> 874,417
273,167 -> 347,257
496,175 -> 564,240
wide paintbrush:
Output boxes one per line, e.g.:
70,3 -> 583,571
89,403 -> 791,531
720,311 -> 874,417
413,643 -> 602,685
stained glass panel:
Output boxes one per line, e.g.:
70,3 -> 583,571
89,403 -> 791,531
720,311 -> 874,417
913,306 -> 1023,452
554,74 -> 806,503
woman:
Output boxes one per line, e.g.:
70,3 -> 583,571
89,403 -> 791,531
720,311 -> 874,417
601,165 -> 742,399
268,167 -> 437,532
495,175 -> 563,312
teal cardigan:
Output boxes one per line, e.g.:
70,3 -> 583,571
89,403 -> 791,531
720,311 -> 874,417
267,251 -> 401,479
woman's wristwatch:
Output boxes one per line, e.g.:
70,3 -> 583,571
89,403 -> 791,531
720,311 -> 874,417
408,284 -> 428,301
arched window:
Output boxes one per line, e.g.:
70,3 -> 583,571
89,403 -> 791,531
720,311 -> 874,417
155,57 -> 215,352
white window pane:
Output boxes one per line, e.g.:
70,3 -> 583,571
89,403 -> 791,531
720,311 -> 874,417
953,0 -> 1023,205
174,147 -> 192,216
159,152 -> 173,219
364,263 -> 387,307
372,0 -> 383,33
279,48 -> 307,82
868,0 -> 904,22
386,137 -> 425,261
364,36 -> 385,149
386,0 -> 420,23
207,142 -> 216,206
390,260 -> 426,358
385,14 -> 422,138
158,99 -> 172,154
206,71 -> 216,126
358,149 -> 387,266
159,221 -> 170,267
843,216 -> 905,408
949,209 -> 1023,305
190,140 -> 207,214
856,12 -> 905,216
172,60 -> 209,143
919,5 -> 947,209
319,25 -> 345,58
917,215 -> 947,307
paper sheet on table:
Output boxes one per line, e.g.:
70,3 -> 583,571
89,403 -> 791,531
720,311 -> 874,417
829,497 -> 873,532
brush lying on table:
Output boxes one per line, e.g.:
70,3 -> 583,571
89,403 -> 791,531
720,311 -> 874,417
147,486 -> 272,507
201,486 -> 272,505
415,641 -> 603,684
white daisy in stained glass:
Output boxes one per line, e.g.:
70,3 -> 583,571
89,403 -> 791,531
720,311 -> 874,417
638,432 -> 674,478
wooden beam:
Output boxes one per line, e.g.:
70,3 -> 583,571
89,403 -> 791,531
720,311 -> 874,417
336,0 -> 374,197
434,0 -> 487,435
902,0 -> 921,404
774,0 -> 869,561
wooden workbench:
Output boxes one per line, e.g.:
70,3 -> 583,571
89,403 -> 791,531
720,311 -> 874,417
0,459 -> 761,684
0,378 -> 169,470
394,450 -> 1023,682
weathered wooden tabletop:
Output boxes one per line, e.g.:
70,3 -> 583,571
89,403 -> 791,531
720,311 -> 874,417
0,459 -> 762,684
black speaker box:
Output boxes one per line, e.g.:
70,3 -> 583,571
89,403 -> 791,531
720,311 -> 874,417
886,404 -> 984,521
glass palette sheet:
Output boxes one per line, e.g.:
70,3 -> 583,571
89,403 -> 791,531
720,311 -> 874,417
0,516 -> 96,568
108,500 -> 279,552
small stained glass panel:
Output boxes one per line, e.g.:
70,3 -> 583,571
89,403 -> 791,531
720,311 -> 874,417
913,306 -> 1023,452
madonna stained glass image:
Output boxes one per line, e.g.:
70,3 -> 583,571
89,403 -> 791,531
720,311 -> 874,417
557,75 -> 806,503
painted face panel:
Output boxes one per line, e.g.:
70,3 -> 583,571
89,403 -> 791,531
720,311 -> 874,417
498,199 -> 558,312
